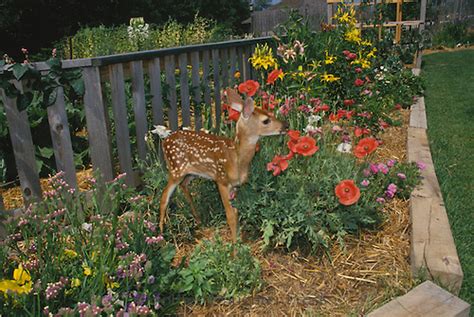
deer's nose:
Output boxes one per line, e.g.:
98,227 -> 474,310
281,121 -> 289,131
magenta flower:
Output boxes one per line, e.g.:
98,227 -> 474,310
397,173 -> 406,180
361,179 -> 370,187
417,161 -> 426,170
369,163 -> 379,174
363,168 -> 371,177
387,159 -> 397,167
376,197 -> 386,204
378,163 -> 389,175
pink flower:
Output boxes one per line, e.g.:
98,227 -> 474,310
377,163 -> 389,175
397,173 -> 406,180
355,67 -> 362,73
369,163 -> 379,174
354,78 -> 365,87
387,159 -> 397,167
417,161 -> 426,170
376,197 -> 386,204
361,179 -> 370,187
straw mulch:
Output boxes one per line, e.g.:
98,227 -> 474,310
1,109 -> 413,316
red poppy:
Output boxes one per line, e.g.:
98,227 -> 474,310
267,68 -> 283,85
354,127 -> 370,137
287,130 -> 300,140
288,136 -> 319,156
267,155 -> 289,176
343,99 -> 355,106
345,110 -> 354,120
222,103 -> 240,122
238,80 -> 260,97
354,137 -> 378,158
354,78 -> 365,87
334,180 -> 360,206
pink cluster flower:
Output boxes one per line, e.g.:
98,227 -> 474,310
385,183 -> 398,199
397,173 -> 407,180
76,302 -> 102,317
376,197 -> 386,204
45,277 -> 69,300
145,235 -> 164,245
360,179 -> 370,187
115,230 -> 130,251
417,161 -> 426,170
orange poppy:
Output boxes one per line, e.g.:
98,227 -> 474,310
222,103 -> 240,122
238,80 -> 260,97
335,179 -> 360,206
354,137 -> 378,158
267,69 -> 283,85
289,136 -> 319,156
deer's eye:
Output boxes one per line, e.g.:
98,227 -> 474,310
262,118 -> 271,125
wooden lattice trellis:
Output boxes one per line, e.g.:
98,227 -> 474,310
327,0 -> 427,66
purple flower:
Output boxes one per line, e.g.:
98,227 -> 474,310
417,161 -> 426,170
378,163 -> 389,175
397,173 -> 406,180
145,235 -> 164,245
363,168 -> 371,177
361,179 -> 370,187
376,197 -> 386,204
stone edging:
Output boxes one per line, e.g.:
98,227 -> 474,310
368,68 -> 470,316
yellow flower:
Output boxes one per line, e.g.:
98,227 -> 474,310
309,60 -> 322,69
320,72 -> 341,83
82,264 -> 92,276
234,71 -> 241,79
71,278 -> 81,288
334,6 -> 357,26
0,264 -> 32,296
345,28 -> 361,44
64,249 -> 78,259
249,43 -> 278,70
324,51 -> 337,65
351,53 -> 371,69
104,275 -> 119,290
367,47 -> 377,59
361,40 -> 373,46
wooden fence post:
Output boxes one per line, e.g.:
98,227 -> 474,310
0,88 -> 42,205
164,55 -> 178,131
82,66 -> 114,182
130,61 -> 148,162
47,86 -> 78,189
109,63 -> 135,186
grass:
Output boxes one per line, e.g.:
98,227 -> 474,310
422,49 -> 474,306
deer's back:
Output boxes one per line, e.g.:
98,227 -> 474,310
162,130 -> 237,182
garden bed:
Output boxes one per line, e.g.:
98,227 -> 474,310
1,110 -> 416,316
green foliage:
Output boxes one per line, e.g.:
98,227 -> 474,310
431,21 -> 473,48
175,236 -> 262,303
59,16 -> 233,59
0,172 -> 181,315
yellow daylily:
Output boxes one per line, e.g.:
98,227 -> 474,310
345,28 -> 362,44
324,51 -> 337,65
71,278 -> 81,288
249,43 -> 278,70
320,72 -> 341,83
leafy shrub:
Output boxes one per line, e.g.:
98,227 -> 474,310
175,236 -> 262,303
60,15 -> 233,59
431,21 -> 473,48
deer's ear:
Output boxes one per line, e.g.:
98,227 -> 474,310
225,88 -> 244,112
242,97 -> 255,119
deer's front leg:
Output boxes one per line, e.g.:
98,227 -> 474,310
217,182 -> 239,243
159,178 -> 179,233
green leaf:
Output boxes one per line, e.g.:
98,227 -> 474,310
17,92 -> 33,112
47,88 -> 58,106
38,146 -> 54,159
71,78 -> 85,96
11,63 -> 29,80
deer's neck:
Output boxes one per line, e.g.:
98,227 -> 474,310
233,128 -> 258,184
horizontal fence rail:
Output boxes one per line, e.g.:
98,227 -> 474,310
0,37 -> 272,209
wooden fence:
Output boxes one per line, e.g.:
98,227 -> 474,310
0,37 -> 272,210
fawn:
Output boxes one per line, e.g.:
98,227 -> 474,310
159,88 -> 288,242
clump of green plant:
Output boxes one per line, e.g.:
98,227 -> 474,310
431,21 -> 473,48
60,15 -> 233,59
0,171 -> 181,315
175,235 -> 262,303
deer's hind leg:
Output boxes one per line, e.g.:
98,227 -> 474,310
159,177 -> 180,233
179,175 -> 201,225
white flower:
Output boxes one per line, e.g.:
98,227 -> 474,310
150,125 -> 171,139
307,115 -> 322,125
304,124 -> 322,134
82,223 -> 92,232
336,142 -> 352,153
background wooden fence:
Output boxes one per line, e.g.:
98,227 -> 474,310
0,37 -> 272,210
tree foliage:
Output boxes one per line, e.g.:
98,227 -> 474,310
0,0 -> 250,59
